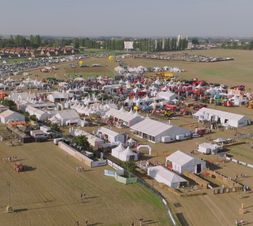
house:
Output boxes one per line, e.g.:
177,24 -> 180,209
105,108 -> 144,127
47,92 -> 68,103
111,144 -> 138,162
193,107 -> 250,128
97,127 -> 126,144
198,142 -> 222,155
0,110 -> 25,124
25,105 -> 50,121
166,150 -> 206,174
49,110 -> 80,126
147,166 -> 188,189
130,117 -> 191,143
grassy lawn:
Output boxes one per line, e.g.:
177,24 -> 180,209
0,142 -> 170,226
229,141 -> 253,163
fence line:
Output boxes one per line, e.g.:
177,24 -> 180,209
136,177 -> 181,226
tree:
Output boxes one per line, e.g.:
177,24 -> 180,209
73,135 -> 90,150
73,38 -> 80,49
30,115 -> 37,122
1,99 -> 17,111
122,161 -> 136,176
192,38 -> 199,45
50,123 -> 61,132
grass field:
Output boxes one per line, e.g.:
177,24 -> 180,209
124,49 -> 253,89
0,142 -> 170,226
18,49 -> 253,90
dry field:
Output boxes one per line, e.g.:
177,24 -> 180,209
0,142 -> 170,226
17,49 -> 253,90
125,49 -> 253,89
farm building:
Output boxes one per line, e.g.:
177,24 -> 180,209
198,142 -> 222,155
25,105 -> 50,121
0,110 -> 25,124
97,127 -> 126,144
130,117 -> 191,143
69,128 -> 104,149
166,150 -> 206,174
105,108 -> 144,127
156,91 -> 177,102
47,92 -> 68,103
147,166 -> 188,189
193,107 -> 250,128
111,144 -> 138,162
49,109 -> 80,126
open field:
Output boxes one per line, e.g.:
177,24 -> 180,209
125,49 -> 253,89
13,57 -> 117,81
0,142 -> 170,226
7,48 -> 253,226
17,49 -> 253,90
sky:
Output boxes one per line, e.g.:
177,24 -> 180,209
0,0 -> 252,37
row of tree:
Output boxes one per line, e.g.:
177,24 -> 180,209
221,40 -> 253,50
74,37 -> 188,52
0,35 -> 189,52
0,35 -> 75,48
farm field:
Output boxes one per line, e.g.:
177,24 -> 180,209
0,142 -> 170,226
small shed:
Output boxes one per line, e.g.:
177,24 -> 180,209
198,142 -> 222,155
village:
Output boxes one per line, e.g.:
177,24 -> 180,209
0,48 -> 252,226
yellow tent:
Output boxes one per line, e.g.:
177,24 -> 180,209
108,55 -> 114,62
79,60 -> 85,67
156,72 -> 174,79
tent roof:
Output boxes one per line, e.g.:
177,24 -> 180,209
130,117 -> 176,137
157,91 -> 177,100
106,108 -> 143,123
166,150 -> 198,166
0,109 -> 24,118
194,107 -> 246,121
56,109 -> 79,119
112,143 -> 125,152
149,166 -> 187,183
98,127 -> 119,137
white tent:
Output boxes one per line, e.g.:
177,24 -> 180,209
105,108 -> 144,127
198,142 -> 222,155
0,110 -> 25,124
97,127 -> 125,143
130,117 -> 191,143
147,166 -> 188,188
156,91 -> 177,102
166,150 -> 206,174
193,107 -> 250,128
111,144 -> 138,162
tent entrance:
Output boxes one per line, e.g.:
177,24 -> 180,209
196,164 -> 201,174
